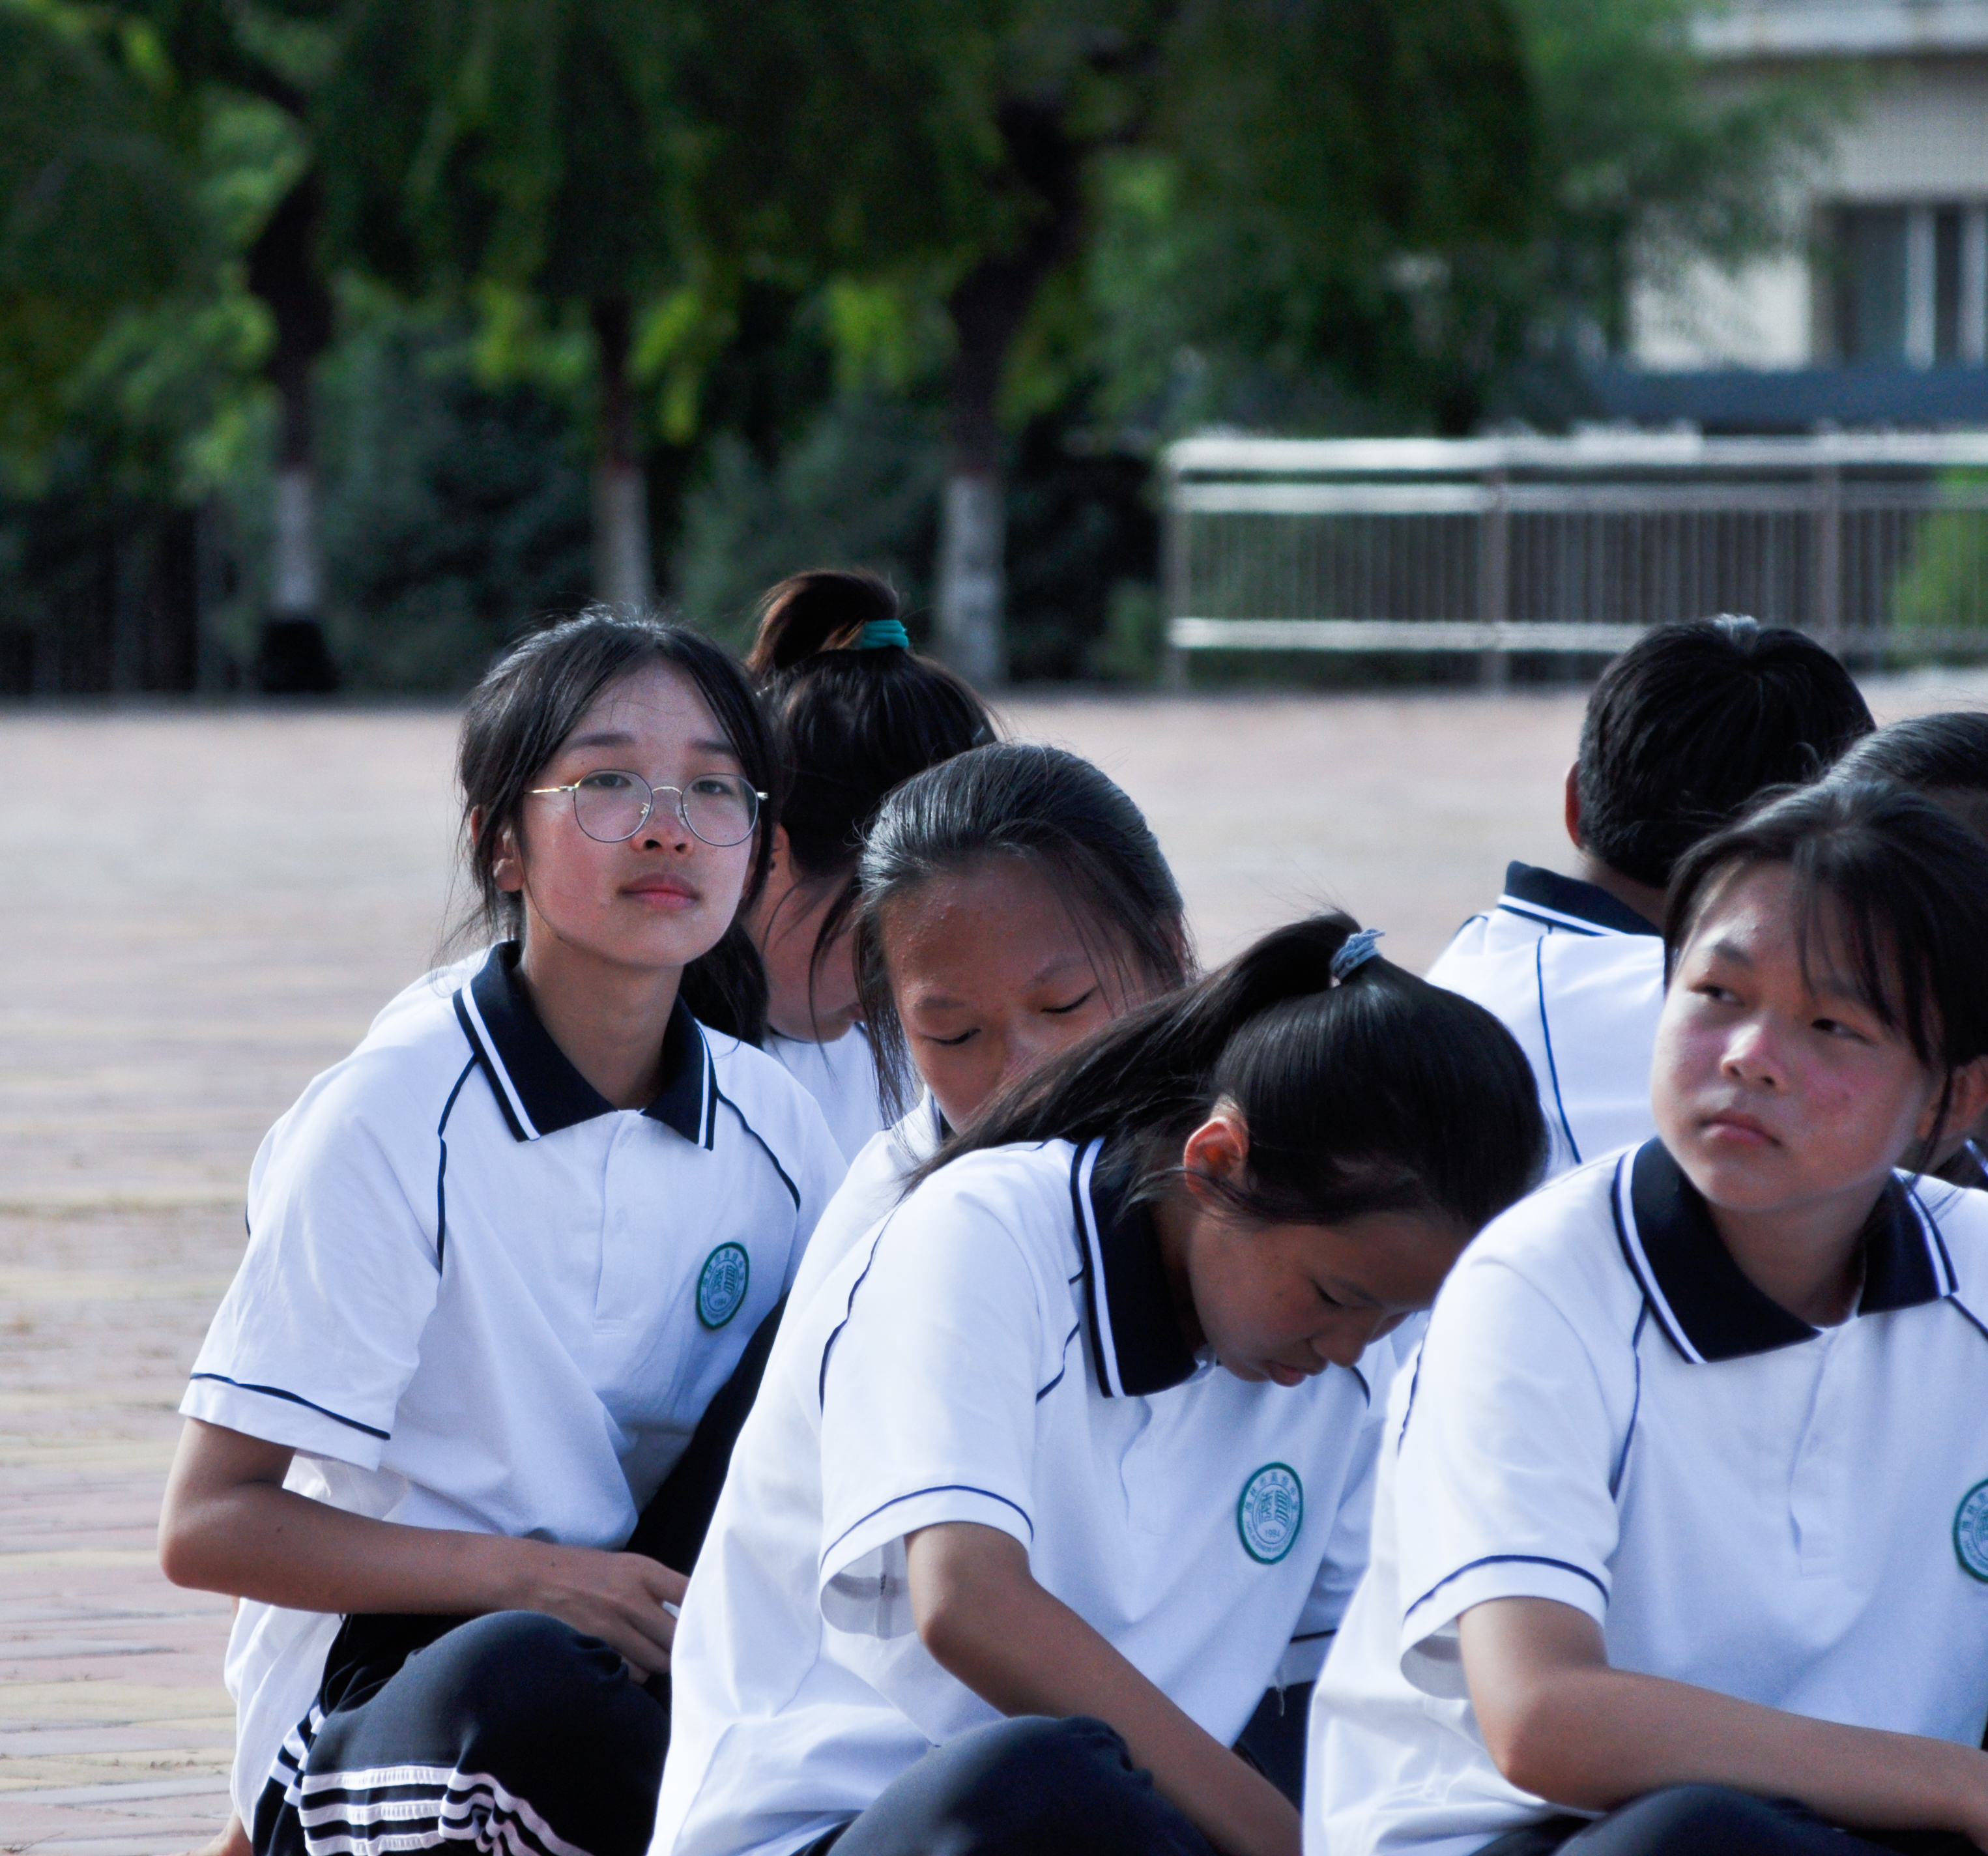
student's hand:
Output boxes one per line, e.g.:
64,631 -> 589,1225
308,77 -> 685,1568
161,1417 -> 689,1679
512,1544 -> 688,1681
907,1522 -> 1301,1856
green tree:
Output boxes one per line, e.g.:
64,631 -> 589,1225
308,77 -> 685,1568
0,1 -> 205,469
315,0 -> 685,609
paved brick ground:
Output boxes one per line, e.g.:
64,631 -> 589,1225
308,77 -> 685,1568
4,671 -> 1982,1852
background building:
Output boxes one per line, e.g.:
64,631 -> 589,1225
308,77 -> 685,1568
1607,0 -> 1988,427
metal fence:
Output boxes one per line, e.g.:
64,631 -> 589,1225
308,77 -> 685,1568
1161,431 -> 1988,677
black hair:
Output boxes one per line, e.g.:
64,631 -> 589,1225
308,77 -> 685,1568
854,742 -> 1192,1119
746,570 -> 996,1025
1576,616 -> 1873,888
1829,712 -> 1988,838
454,608 -> 780,1043
1666,779 -> 1988,1168
923,913 -> 1547,1238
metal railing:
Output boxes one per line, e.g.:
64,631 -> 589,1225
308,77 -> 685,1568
1161,431 -> 1988,678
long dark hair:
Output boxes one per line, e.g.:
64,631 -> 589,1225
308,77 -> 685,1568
854,742 -> 1193,1118
454,609 -> 780,1043
923,913 -> 1546,1237
1830,712 -> 1988,837
1576,616 -> 1873,887
1666,779 -> 1988,1170
747,570 -> 994,1026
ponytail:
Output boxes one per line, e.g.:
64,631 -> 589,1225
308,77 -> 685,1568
926,912 -> 1546,1236
746,571 -> 996,1025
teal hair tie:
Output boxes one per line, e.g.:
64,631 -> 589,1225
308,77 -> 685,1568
857,618 -> 910,650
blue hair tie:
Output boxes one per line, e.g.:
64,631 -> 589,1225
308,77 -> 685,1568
1331,927 -> 1385,981
857,618 -> 910,650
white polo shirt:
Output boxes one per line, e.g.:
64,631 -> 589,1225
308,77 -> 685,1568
1425,863 -> 1665,1176
655,1135 -> 1398,1856
1307,1141 -> 1988,1856
785,1094 -> 947,1315
768,1026 -> 888,1164
182,942 -> 845,1822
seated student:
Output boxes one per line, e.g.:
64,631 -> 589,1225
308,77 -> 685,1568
158,613 -> 846,1856
1309,779 -> 1988,1856
1427,616 -> 1871,1175
1828,713 -> 1988,1189
654,915 -> 1547,1856
745,571 -> 996,1161
786,739 -> 1193,1313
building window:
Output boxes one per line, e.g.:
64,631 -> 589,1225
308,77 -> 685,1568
1830,203 -> 1988,366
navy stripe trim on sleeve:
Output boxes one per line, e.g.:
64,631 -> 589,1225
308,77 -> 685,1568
1289,1629 -> 1337,1644
1404,1553 -> 1609,1626
433,1056 -> 477,1271
187,1373 -> 390,1441
715,1087 -> 801,1210
821,1483 -> 1035,1566
1535,936 -> 1581,1167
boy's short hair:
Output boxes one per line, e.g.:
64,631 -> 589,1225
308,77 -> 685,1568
1576,616 -> 1873,889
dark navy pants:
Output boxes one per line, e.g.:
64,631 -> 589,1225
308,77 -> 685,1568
1482,1786 -> 1977,1856
800,1716 -> 1216,1856
254,1611 -> 667,1856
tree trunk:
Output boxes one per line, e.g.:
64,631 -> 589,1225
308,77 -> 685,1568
246,173 -> 337,693
934,100 -> 1086,689
591,296 -> 654,611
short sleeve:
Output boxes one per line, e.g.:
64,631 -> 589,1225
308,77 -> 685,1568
1392,1256 -> 1628,1698
814,1172 -> 1056,1638
181,1064 -> 444,1468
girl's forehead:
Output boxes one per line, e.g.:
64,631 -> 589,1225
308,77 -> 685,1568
564,661 -> 730,755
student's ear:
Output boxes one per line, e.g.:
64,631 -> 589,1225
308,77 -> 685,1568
482,811 -> 525,895
766,824 -> 792,882
1927,1056 -> 1988,1152
1180,1106 -> 1250,1198
1563,763 -> 1585,853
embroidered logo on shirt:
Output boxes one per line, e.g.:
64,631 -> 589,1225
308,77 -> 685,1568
697,1243 -> 750,1329
1954,1479 -> 1988,1582
1238,1463 -> 1303,1564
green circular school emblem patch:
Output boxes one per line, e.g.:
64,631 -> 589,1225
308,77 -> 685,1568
696,1243 -> 750,1329
1238,1462 -> 1304,1565
1954,1479 -> 1988,1582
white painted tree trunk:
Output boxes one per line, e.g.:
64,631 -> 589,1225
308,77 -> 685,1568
592,461 -> 654,612
936,469 -> 1006,686
272,464 -> 322,615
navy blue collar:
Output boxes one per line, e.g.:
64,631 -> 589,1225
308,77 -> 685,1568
1071,1138 -> 1199,1399
1612,1139 -> 1952,1363
454,943 -> 715,1146
1499,862 -> 1662,939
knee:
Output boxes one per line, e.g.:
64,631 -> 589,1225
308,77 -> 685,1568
942,1716 -> 1136,1823
410,1612 -> 652,1741
1569,1784 -> 1812,1856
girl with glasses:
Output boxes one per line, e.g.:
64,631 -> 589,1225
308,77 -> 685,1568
655,914 -> 1546,1856
742,571 -> 996,1163
159,612 -> 847,1856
